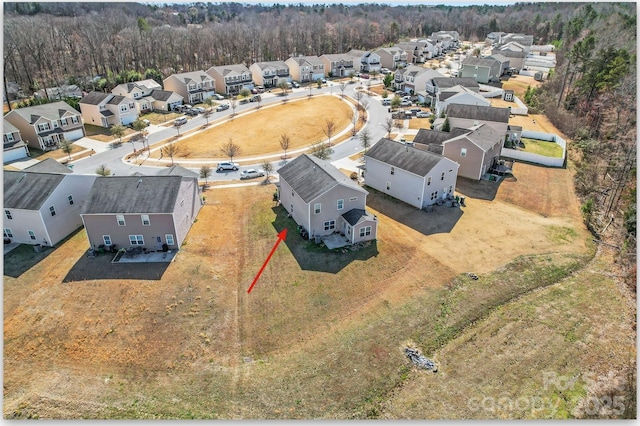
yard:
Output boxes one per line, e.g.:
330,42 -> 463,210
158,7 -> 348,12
5,149 -> 633,419
519,137 -> 564,158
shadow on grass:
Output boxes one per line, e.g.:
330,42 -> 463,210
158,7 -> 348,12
453,176 -> 508,201
3,244 -> 57,278
365,187 -> 463,236
62,252 -> 169,282
271,206 -> 378,274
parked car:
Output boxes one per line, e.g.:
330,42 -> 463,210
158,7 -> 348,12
360,74 -> 370,79
416,111 -> 432,118
381,99 -> 391,106
216,103 -> 230,112
240,168 -> 265,179
249,95 -> 261,102
380,68 -> 391,74
185,108 -> 199,116
174,116 -> 188,126
409,107 -> 422,114
193,107 -> 205,113
400,100 -> 412,107
291,81 -> 300,88
213,93 -> 225,100
239,98 -> 249,104
217,161 -> 239,171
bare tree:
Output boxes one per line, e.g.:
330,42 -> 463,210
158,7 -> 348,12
58,138 -> 73,159
95,164 -> 111,176
322,119 -> 336,147
278,81 -> 289,102
309,140 -> 333,160
162,143 -> 182,166
200,165 -> 212,187
202,97 -> 214,126
382,117 -> 395,138
110,124 -> 126,145
261,159 -> 273,182
339,82 -> 347,97
229,97 -> 238,117
279,133 -> 291,159
359,128 -> 372,154
220,138 -> 241,162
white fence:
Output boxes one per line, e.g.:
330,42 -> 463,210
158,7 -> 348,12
501,130 -> 566,167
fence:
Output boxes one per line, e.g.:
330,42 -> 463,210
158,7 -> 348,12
501,130 -> 566,167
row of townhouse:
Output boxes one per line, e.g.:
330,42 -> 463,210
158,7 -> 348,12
3,162 -> 202,253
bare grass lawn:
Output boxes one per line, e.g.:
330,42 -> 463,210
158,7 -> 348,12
520,137 -> 564,158
148,96 -> 353,160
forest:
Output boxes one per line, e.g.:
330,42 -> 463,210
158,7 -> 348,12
2,1 -> 637,287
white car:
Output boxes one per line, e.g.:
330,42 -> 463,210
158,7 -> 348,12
217,161 -> 239,171
193,107 -> 205,113
240,169 -> 265,180
416,111 -> 432,118
174,116 -> 188,126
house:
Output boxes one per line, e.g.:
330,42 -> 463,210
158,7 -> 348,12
24,157 -> 72,174
434,85 -> 491,117
445,103 -> 510,136
430,31 -> 461,51
395,41 -> 432,64
4,101 -> 85,151
206,64 -> 253,96
459,57 -> 502,83
364,138 -> 459,209
3,170 -> 96,246
491,42 -> 527,72
277,154 -> 377,243
373,47 -> 408,70
156,164 -> 199,179
426,76 -> 480,108
249,61 -> 291,87
414,123 -> 504,181
285,56 -> 325,84
346,49 -> 382,74
79,92 -> 138,128
111,80 -> 183,113
319,53 -> 356,78
164,70 -> 217,104
486,53 -> 511,76
3,119 -> 29,163
394,65 -> 443,96
34,84 -> 83,100
80,175 -> 202,252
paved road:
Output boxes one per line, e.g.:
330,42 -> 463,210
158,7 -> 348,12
67,79 -> 392,181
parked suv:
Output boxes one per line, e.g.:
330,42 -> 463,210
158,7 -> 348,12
216,103 -> 230,112
217,161 -> 239,171
174,116 -> 188,126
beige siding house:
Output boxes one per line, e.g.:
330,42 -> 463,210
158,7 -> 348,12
163,71 -> 217,105
249,61 -> 290,87
364,138 -> 459,209
4,170 -> 96,246
285,56 -> 325,84
206,64 -> 253,96
79,92 -> 138,128
319,53 -> 356,78
80,176 -> 202,252
277,154 -> 377,244
3,119 -> 29,163
4,101 -> 85,151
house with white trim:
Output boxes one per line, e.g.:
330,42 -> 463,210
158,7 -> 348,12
249,61 -> 291,88
79,92 -> 138,128
206,64 -> 253,96
285,56 -> 326,84
3,119 -> 29,163
164,70 -> 217,104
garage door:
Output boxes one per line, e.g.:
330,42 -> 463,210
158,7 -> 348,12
64,128 -> 84,141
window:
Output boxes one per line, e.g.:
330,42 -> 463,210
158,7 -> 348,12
460,148 -> 467,157
290,204 -> 294,214
103,235 -> 112,246
291,190 -> 295,197
129,235 -> 144,245
49,206 -> 56,216
71,116 -> 79,124
28,230 -> 36,240
68,195 -> 74,205
5,210 -> 12,220
37,123 -> 51,132
116,215 -> 126,226
324,220 -> 336,231
430,190 -> 439,200
441,172 -> 445,181
427,177 -> 432,186
390,166 -> 395,175
386,181 -> 391,191
165,234 -> 175,245
359,226 -> 372,237
141,215 -> 150,226
337,199 -> 344,210
6,133 -> 14,142
4,229 -> 13,238
314,203 -> 321,215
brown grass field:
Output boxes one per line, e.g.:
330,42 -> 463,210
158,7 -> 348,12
3,80 -> 635,419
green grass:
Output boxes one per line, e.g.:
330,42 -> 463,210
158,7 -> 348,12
520,138 -> 564,158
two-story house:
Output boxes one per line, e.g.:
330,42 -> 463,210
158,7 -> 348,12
277,154 -> 378,244
426,76 -> 480,109
3,119 -> 29,163
491,42 -> 528,72
111,79 -> 184,113
4,101 -> 85,151
430,30 -> 461,51
319,53 -> 356,78
459,57 -> 502,84
206,64 -> 253,96
394,66 -> 443,97
79,92 -> 138,128
445,103 -> 510,136
80,175 -> 202,252
163,70 -> 217,105
433,85 -> 490,117
364,138 -> 459,209
249,61 -> 291,88
4,170 -> 96,246
285,56 -> 326,84
374,47 -> 408,70
346,49 -> 382,74
395,41 -> 432,64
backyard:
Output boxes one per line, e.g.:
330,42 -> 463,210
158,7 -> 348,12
518,137 -> 564,158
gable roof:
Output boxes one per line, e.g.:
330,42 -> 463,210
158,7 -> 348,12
445,124 -> 503,152
277,154 -> 366,203
24,158 -> 72,174
81,176 -> 184,214
462,57 -> 499,68
3,119 -> 19,134
365,138 -> 447,177
413,128 -> 468,147
80,91 -> 110,105
156,164 -> 199,178
446,104 -> 510,124
342,208 -> 374,226
287,55 -> 324,67
208,64 -> 250,76
149,89 -> 181,102
432,77 -> 480,91
168,70 -> 213,84
4,171 -> 65,210
253,61 -> 289,71
7,101 -> 79,123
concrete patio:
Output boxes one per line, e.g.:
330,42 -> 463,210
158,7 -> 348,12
321,234 -> 351,250
111,249 -> 178,263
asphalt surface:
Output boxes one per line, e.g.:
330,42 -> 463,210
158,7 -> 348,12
66,80 -> 392,181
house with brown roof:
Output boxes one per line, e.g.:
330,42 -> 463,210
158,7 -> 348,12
79,92 -> 138,128
364,138 -> 459,209
4,101 -> 85,151
163,70 -> 217,104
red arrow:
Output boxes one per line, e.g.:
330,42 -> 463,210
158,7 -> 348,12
247,228 -> 288,294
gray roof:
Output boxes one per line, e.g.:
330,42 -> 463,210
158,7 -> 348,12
462,57 -> 499,68
150,89 -> 180,102
288,55 -> 324,67
277,154 -> 366,203
81,176 -> 184,214
107,95 -> 126,105
156,165 -> 199,178
413,128 -> 467,147
3,119 -> 18,134
432,77 -> 479,90
487,53 -> 509,63
168,70 -> 214,84
342,208 -> 374,226
4,171 -> 65,210
7,101 -> 79,123
80,91 -> 110,105
208,64 -> 250,76
446,104 -> 510,124
365,138 -> 447,177
447,124 -> 503,152
24,158 -> 72,174
253,61 -> 289,71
